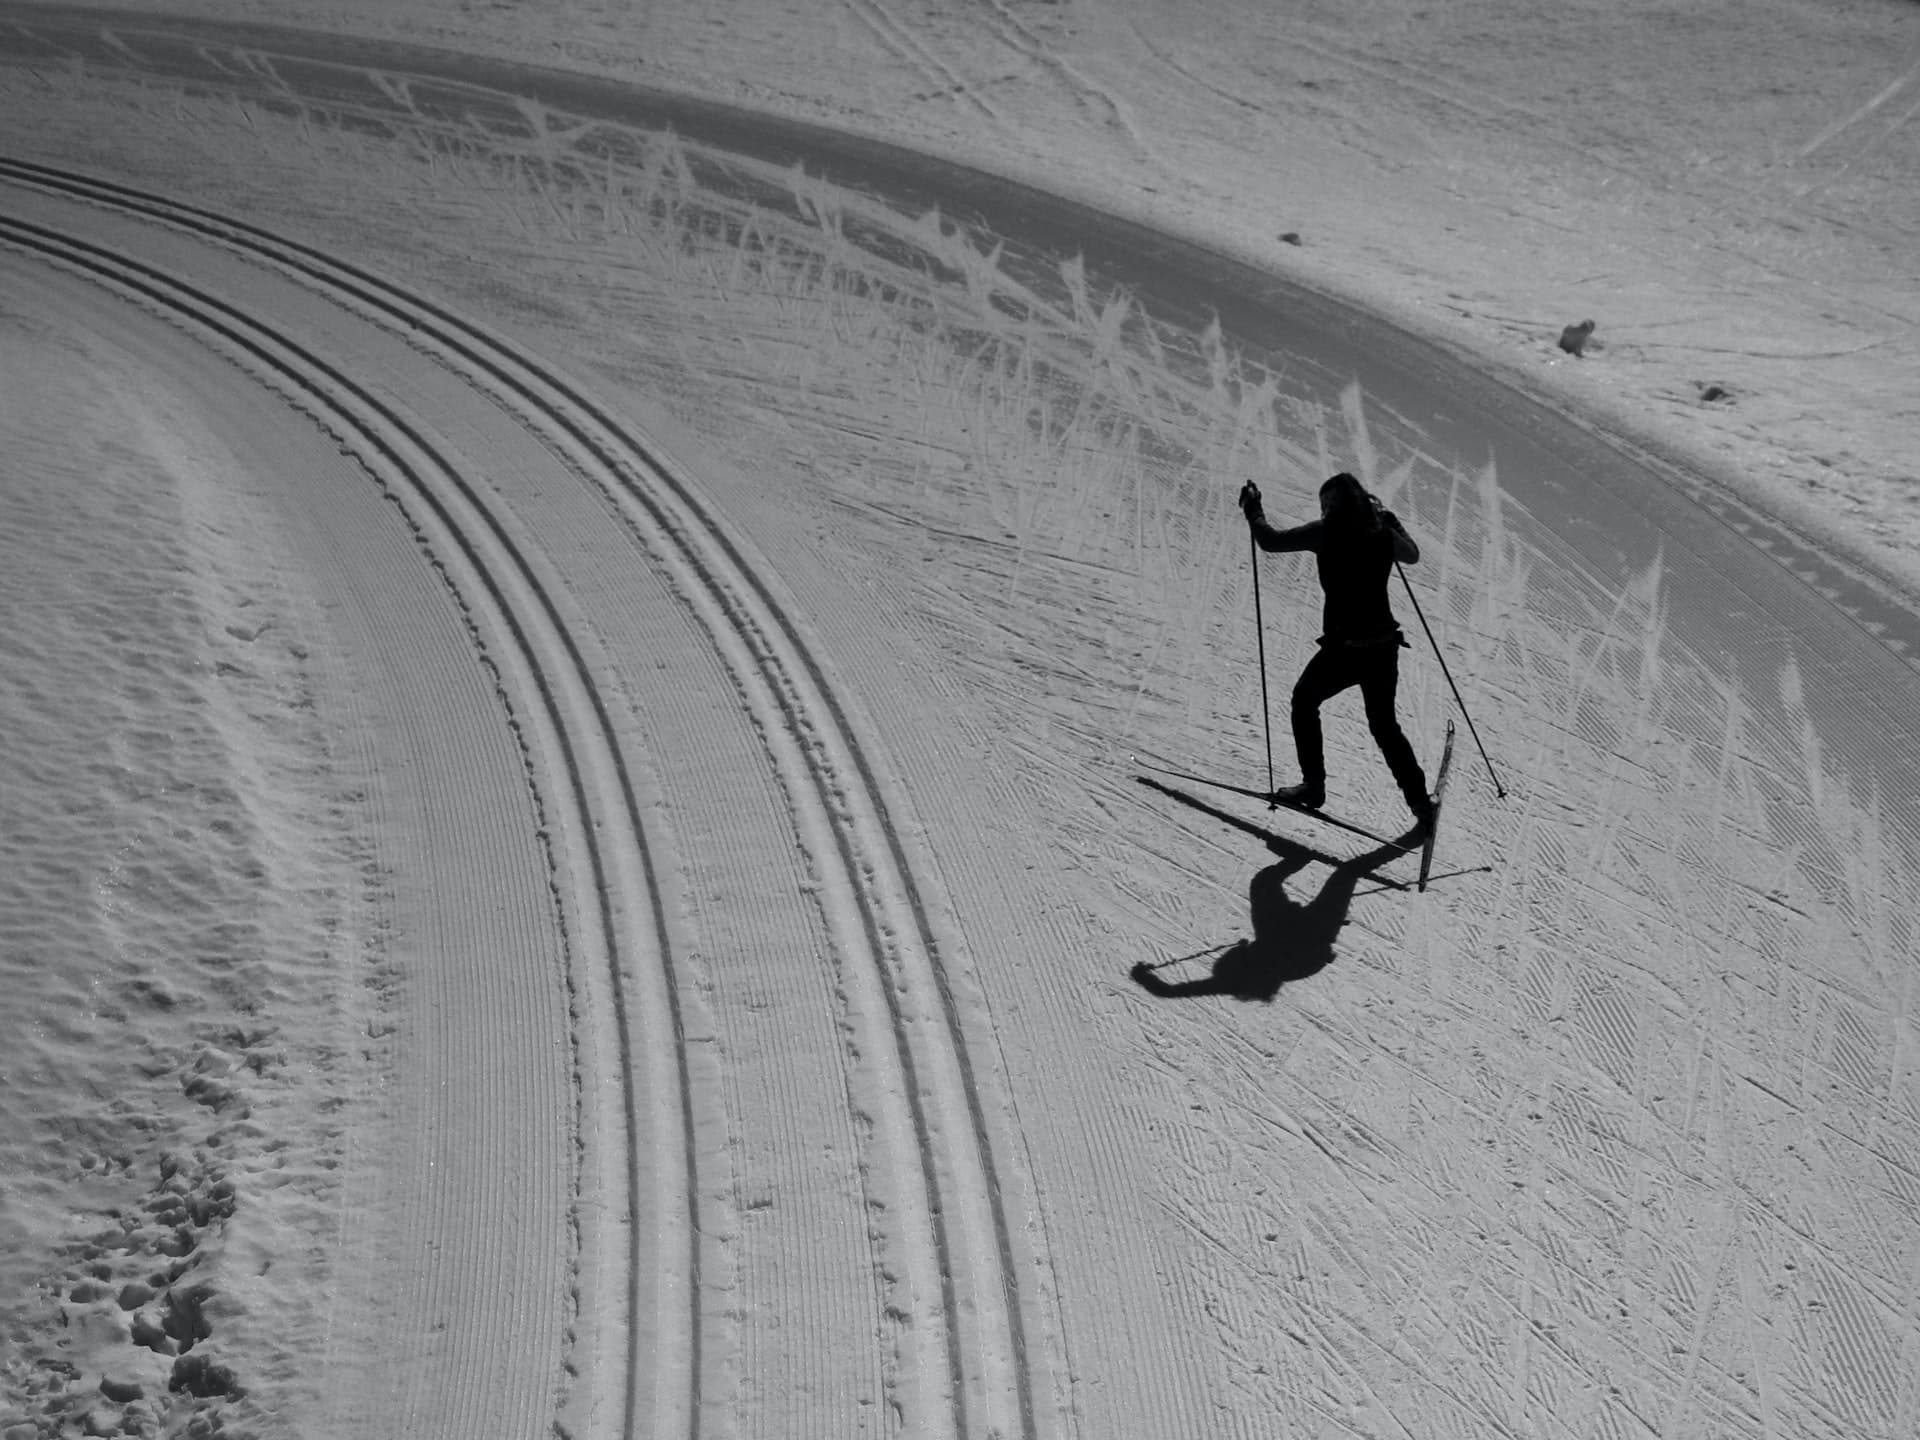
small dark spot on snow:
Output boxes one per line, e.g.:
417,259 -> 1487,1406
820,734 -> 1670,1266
1557,319 -> 1596,356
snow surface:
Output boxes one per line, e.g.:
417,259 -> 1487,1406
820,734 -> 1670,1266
30,0 -> 1920,602
3,3 -> 1918,1438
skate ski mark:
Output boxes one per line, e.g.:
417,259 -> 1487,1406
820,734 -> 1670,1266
843,0 -> 1001,122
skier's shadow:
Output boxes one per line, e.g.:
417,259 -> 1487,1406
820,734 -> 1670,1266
1131,787 -> 1405,1002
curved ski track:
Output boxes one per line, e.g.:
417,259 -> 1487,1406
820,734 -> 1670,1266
0,157 -> 1036,1440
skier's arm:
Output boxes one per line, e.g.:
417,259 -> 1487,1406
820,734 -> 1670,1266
1251,516 -> 1320,553
1239,480 -> 1319,553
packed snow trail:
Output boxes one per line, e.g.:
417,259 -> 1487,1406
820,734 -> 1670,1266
2,165 -> 1044,1438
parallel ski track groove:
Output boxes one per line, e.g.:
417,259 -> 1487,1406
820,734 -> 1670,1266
0,156 -> 1037,1440
0,202 -> 676,1440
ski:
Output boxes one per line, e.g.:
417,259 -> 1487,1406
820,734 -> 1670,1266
1417,720 -> 1458,892
1132,756 -> 1418,854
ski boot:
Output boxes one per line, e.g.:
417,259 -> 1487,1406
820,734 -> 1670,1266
1270,779 -> 1326,812
1396,791 -> 1437,846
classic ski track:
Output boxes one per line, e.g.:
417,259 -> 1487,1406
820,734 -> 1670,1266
0,201 -> 680,1438
0,157 -> 1038,1440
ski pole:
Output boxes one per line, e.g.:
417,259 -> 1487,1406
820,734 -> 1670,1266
1396,561 -> 1507,798
1243,484 -> 1275,794
1146,940 -> 1236,972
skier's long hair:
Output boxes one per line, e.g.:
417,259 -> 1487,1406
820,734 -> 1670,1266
1319,472 -> 1381,537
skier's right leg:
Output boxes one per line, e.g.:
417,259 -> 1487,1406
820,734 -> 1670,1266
1358,650 -> 1433,829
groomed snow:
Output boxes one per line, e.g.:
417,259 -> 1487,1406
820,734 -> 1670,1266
3,4 -> 1917,1438
31,0 -> 1919,603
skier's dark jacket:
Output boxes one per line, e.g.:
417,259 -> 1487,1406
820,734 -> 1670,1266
1250,488 -> 1418,648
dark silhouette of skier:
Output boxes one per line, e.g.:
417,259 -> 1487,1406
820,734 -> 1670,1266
1240,472 -> 1433,834
1129,833 -> 1401,1001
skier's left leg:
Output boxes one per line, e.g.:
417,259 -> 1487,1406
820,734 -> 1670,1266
1284,647 -> 1356,808
1359,647 -> 1431,824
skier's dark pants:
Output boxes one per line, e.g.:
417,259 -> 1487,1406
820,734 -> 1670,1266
1291,642 -> 1427,804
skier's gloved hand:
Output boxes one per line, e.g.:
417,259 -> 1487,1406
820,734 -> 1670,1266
1238,481 -> 1264,525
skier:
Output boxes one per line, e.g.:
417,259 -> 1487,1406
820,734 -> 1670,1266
1239,472 -> 1435,836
